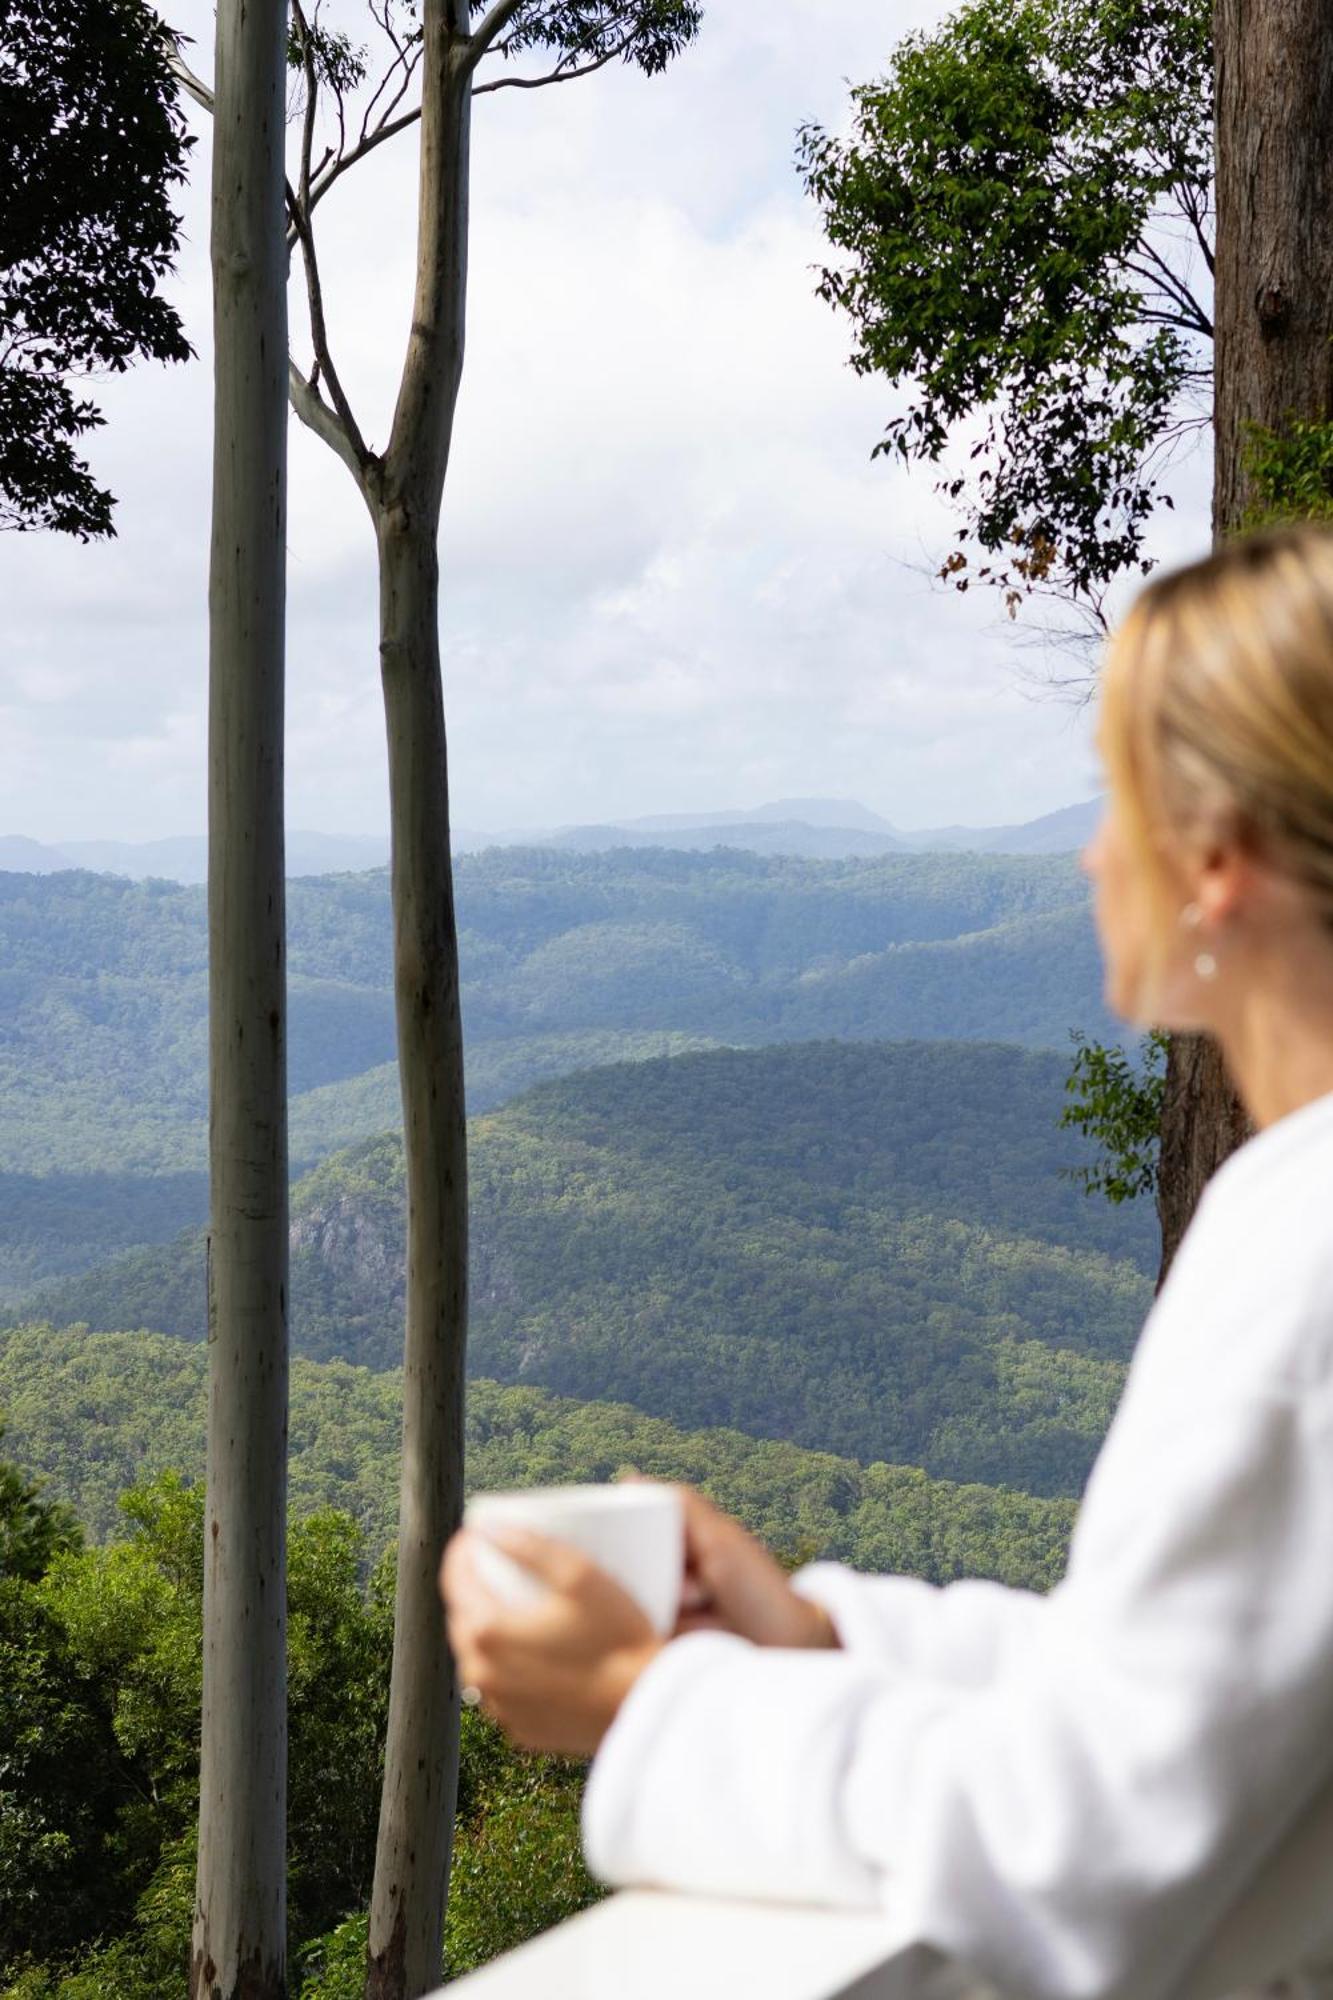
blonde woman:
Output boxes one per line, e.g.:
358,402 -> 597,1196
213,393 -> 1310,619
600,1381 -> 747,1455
443,528 -> 1333,2000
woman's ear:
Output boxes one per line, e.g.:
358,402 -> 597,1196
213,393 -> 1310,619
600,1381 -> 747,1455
1191,820 -> 1264,930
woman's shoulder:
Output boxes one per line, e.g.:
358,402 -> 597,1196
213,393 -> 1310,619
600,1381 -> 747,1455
1163,1090 -> 1333,1391
1200,1088 -> 1333,1208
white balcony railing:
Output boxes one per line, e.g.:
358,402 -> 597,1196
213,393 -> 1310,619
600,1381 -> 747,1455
441,1889 -> 994,1999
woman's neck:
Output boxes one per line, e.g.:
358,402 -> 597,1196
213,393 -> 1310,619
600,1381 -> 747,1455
1213,931 -> 1333,1130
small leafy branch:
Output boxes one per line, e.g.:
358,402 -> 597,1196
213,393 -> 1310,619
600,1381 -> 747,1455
1061,1028 -> 1167,1204
1242,415 -> 1333,529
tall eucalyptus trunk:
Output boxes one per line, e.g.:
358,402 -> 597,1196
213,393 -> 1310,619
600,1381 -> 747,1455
192,0 -> 291,1996
1159,2 -> 1333,1278
165,5 -> 697,1990
364,12 -> 472,1996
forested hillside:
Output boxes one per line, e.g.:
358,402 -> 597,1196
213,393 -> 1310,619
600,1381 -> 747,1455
0,1329 -> 1075,1996
0,1326 -> 1076,1588
0,848 -> 1108,1166
16,1042 -> 1153,1495
0,852 -> 1114,1294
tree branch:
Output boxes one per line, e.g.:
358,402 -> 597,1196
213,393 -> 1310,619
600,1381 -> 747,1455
473,42 -> 625,94
167,47 -> 214,114
283,4 -> 372,475
293,1 -> 319,212
286,191 -> 372,473
1123,239 -> 1213,339
288,358 -> 372,495
383,3 -> 471,498
359,0 -> 417,147
464,0 -> 527,72
307,103 -> 422,218
1174,179 -> 1216,279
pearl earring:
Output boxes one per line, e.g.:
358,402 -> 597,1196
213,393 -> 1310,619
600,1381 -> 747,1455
1181,902 -> 1218,982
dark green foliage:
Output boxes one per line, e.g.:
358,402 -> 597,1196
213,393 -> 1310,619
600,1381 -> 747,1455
0,1329 -> 1077,1589
0,1171 -> 207,1303
0,1578 -> 124,1970
0,0 -> 192,537
1242,418 -> 1333,529
0,1422 -> 79,1580
491,0 -> 702,76
287,16 -> 367,94
799,0 -> 1212,619
460,1375 -> 1077,1591
0,1464 -> 397,1997
10,1041 -> 1152,1495
0,1343 -> 1075,1991
331,1044 -> 1152,1494
1,1475 -> 198,1987
286,1517 -> 393,1947
287,1035 -> 724,1166
0,1436 -> 102,1967
444,1710 -> 597,1980
1061,1029 -> 1166,1204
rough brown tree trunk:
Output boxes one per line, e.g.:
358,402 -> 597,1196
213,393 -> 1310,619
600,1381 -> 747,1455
1212,1 -> 1333,534
192,0 -> 291,1995
1159,3 -> 1333,1279
1156,1034 -> 1254,1277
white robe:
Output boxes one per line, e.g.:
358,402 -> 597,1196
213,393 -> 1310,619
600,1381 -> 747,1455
582,1089 -> 1333,1999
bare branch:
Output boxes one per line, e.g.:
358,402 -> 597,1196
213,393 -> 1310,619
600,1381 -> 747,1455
364,40 -> 424,150
1173,179 -> 1217,279
286,2 -> 369,467
473,42 -> 625,94
293,1 -> 320,211
1134,230 -> 1212,323
306,103 -> 423,218
286,189 -> 372,473
167,47 -> 214,114
465,0 -> 527,70
1123,238 -> 1213,339
288,358 -> 372,496
360,0 -> 415,142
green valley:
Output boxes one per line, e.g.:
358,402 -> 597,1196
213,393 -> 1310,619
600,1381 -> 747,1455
0,851 -> 1116,1295
13,1041 -> 1153,1496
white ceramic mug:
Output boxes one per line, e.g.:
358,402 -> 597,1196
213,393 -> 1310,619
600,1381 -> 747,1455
464,1482 -> 684,1635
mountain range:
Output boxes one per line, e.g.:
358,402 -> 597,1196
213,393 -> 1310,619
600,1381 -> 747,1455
0,842 -> 1139,1507
0,797 -> 1102,881
0,849 -> 1119,1197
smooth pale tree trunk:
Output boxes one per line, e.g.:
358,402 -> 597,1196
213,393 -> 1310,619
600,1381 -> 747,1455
1158,2 -> 1333,1279
193,1 -> 291,1995
365,11 -> 472,1996
365,522 -> 469,2000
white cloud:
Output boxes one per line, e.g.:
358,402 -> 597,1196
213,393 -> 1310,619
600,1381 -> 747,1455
0,0 -> 1204,845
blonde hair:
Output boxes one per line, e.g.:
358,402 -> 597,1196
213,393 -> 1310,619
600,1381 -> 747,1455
1100,525 -> 1333,962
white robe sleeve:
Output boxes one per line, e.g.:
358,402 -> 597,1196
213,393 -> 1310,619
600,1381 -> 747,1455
583,1376 -> 1333,2000
792,1563 -> 1046,1685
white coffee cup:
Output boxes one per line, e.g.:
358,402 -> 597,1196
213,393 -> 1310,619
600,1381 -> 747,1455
464,1482 -> 684,1635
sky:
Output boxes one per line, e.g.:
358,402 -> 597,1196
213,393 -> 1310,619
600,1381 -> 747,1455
0,1 -> 1215,846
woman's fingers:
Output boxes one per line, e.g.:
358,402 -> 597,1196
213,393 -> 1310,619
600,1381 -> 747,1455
483,1523 -> 591,1595
439,1528 -> 491,1623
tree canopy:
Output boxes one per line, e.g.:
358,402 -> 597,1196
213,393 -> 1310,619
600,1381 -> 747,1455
798,0 -> 1212,627
0,0 -> 191,538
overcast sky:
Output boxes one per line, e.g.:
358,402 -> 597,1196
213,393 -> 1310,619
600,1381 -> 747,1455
0,1 -> 1214,846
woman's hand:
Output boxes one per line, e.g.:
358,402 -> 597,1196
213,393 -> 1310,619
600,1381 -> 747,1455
440,1527 -> 663,1756
674,1487 -> 838,1649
